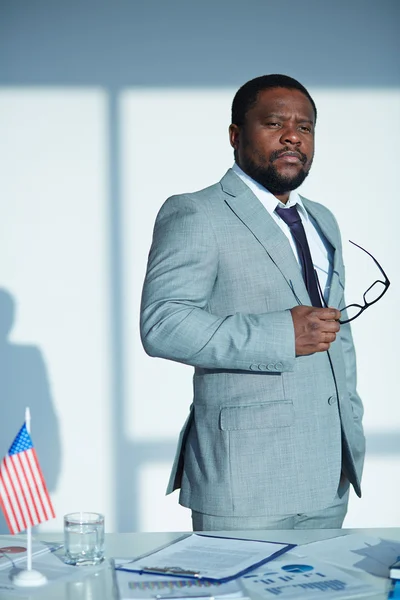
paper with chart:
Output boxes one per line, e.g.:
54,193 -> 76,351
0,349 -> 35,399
0,545 -> 102,596
0,536 -> 62,571
113,566 -> 247,600
114,534 -> 294,581
240,554 -> 379,599
292,533 -> 400,578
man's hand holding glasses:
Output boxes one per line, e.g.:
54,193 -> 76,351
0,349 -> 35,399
291,305 -> 342,356
291,241 -> 390,356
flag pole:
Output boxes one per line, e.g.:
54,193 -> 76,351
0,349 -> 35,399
25,407 -> 32,571
12,407 -> 47,587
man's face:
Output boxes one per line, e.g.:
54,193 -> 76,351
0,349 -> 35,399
229,87 -> 315,201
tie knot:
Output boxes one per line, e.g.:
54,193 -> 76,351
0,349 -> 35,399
275,205 -> 302,227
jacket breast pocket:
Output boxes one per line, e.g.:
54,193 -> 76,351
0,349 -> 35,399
219,401 -> 294,430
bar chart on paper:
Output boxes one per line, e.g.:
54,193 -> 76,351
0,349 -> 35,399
240,558 -> 378,598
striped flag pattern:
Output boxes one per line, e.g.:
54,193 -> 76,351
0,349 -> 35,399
0,423 -> 55,534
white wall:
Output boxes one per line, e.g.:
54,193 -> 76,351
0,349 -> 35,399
0,85 -> 398,533
0,88 -> 114,530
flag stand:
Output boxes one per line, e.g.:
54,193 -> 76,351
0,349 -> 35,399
12,408 -> 47,587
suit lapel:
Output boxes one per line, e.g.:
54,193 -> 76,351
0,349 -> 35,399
220,170 -> 310,306
301,197 -> 344,308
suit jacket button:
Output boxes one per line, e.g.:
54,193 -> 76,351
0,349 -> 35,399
275,362 -> 283,371
328,395 -> 337,405
258,364 -> 267,370
250,364 -> 258,370
266,363 -> 275,370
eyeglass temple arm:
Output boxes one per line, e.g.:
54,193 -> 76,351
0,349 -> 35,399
348,240 -> 390,283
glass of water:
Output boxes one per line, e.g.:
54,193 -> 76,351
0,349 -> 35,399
64,512 -> 105,566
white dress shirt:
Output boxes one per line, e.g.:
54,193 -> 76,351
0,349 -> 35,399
232,163 -> 333,302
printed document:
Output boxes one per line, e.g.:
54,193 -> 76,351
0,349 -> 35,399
292,533 -> 400,578
0,536 -> 62,571
114,534 -> 294,581
113,567 -> 247,600
240,554 -> 380,599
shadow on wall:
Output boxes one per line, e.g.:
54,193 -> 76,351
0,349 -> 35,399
0,288 -> 61,533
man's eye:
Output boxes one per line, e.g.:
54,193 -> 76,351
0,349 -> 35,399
266,122 -> 280,127
299,125 -> 312,133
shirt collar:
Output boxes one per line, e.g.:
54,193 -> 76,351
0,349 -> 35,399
232,162 -> 309,221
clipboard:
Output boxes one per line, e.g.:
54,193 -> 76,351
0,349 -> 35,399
113,533 -> 296,583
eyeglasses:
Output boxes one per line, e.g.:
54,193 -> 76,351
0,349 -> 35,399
317,240 -> 390,325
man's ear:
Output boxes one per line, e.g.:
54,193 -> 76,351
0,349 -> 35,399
229,123 -> 240,151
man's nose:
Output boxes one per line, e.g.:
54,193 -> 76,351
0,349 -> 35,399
280,125 -> 301,145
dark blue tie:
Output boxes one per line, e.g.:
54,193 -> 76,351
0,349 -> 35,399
275,205 -> 322,307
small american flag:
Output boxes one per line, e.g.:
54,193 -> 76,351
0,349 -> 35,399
0,423 -> 55,534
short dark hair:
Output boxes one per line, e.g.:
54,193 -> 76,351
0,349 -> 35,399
231,74 -> 317,126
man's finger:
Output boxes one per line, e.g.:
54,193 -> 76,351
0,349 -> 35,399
322,320 -> 340,333
318,308 -> 341,321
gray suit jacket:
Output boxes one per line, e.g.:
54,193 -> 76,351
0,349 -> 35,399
140,169 -> 365,517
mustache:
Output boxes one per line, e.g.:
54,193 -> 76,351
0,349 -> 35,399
270,147 -> 308,165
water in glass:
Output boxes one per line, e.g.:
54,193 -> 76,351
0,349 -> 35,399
64,512 -> 105,566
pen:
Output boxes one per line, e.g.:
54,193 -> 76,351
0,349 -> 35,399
141,566 -> 201,578
389,579 -> 400,599
154,594 -> 215,600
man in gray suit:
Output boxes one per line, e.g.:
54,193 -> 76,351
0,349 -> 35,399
140,74 -> 365,530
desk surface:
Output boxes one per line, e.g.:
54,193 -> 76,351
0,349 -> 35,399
0,528 -> 398,599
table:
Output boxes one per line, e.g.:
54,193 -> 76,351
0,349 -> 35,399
0,528 -> 398,599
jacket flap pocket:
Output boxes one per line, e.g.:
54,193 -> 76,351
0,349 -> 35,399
220,401 -> 294,431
